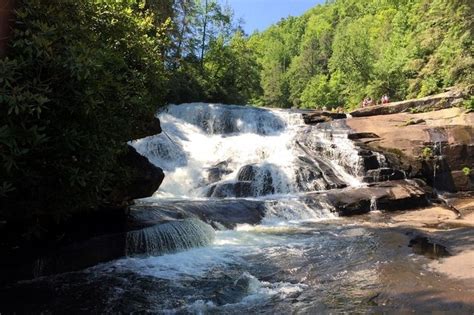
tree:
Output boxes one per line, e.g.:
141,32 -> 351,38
0,0 -> 168,236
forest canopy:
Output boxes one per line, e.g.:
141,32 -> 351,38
248,0 -> 473,109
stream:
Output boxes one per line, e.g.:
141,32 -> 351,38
0,104 -> 472,314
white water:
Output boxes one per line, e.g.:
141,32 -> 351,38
131,103 -> 363,200
126,218 -> 215,256
125,103 -> 370,309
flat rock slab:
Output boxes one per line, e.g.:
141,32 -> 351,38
130,199 -> 266,229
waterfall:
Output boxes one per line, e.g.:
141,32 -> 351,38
131,103 -> 365,200
126,219 -> 215,256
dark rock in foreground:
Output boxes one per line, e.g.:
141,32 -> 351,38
108,145 -> 165,206
0,196 -> 266,283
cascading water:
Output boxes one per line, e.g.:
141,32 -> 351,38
127,103 -> 368,258
126,218 -> 215,257
132,103 -> 364,202
3,103 -> 467,314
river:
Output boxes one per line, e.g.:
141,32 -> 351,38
0,104 -> 472,314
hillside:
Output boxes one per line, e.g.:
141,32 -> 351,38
247,0 -> 473,109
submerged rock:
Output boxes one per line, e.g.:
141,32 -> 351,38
408,235 -> 451,259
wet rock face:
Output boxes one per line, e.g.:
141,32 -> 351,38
109,145 -> 165,205
206,160 -> 232,184
450,170 -> 474,191
237,164 -> 257,181
294,157 -> 328,191
302,111 -> 347,125
364,168 -> 405,183
207,164 -> 280,198
207,181 -> 253,198
311,180 -> 428,216
420,141 -> 474,192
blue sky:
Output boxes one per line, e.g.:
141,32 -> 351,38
222,0 -> 326,34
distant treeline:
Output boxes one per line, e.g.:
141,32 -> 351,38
247,0 -> 473,109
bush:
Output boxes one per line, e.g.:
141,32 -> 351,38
0,0 -> 166,237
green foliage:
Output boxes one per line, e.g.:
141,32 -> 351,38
246,0 -> 473,109
0,0 -> 166,233
462,167 -> 471,176
203,32 -> 261,104
464,96 -> 474,111
300,75 -> 339,109
422,147 -> 433,160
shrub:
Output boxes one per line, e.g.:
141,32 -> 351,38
0,0 -> 167,237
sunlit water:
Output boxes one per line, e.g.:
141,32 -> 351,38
1,104 -> 471,314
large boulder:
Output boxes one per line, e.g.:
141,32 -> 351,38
346,107 -> 474,192
307,180 -> 428,216
108,145 -> 165,206
364,168 -> 406,183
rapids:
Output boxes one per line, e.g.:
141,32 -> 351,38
132,103 -> 363,199
1,104 -> 471,314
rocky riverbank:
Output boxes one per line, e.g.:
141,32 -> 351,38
302,88 -> 474,288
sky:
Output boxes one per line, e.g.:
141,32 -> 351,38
223,0 -> 326,34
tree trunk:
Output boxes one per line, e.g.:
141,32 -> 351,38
0,0 -> 15,58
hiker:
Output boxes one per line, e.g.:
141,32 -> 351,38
381,94 -> 389,104
362,97 -> 368,107
367,97 -> 373,106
